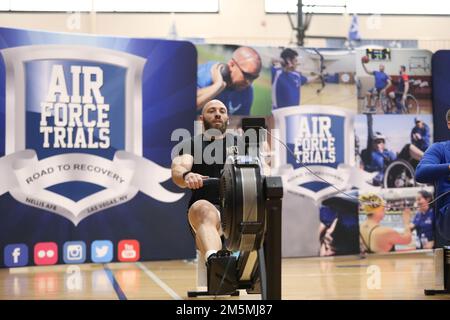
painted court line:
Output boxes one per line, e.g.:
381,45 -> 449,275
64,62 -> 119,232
103,264 -> 128,300
136,262 -> 182,300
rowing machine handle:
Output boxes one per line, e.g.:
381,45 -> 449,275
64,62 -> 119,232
202,177 -> 220,186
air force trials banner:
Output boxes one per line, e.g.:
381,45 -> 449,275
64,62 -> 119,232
0,28 -> 197,266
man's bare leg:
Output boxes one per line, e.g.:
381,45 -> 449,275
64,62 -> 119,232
188,200 -> 222,261
366,92 -> 373,110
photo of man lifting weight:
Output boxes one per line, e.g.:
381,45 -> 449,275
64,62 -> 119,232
197,46 -> 262,116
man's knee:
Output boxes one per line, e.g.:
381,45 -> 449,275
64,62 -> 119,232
188,200 -> 219,227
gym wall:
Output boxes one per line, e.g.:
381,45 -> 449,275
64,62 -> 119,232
1,0 -> 450,49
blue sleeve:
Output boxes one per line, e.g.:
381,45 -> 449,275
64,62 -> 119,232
300,74 -> 308,86
388,150 -> 397,161
410,128 -> 415,143
416,143 -> 449,183
271,66 -> 278,80
423,124 -> 431,145
244,88 -> 254,115
197,61 -> 215,89
372,152 -> 384,171
412,213 -> 420,228
373,71 -> 380,81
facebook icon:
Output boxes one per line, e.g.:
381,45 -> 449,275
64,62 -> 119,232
4,244 -> 28,267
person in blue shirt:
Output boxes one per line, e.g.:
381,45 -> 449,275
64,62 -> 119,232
361,60 -> 392,113
405,190 -> 435,249
369,132 -> 397,186
411,118 -> 431,153
197,46 -> 262,116
271,48 -> 319,109
361,113 -> 397,186
415,109 -> 450,244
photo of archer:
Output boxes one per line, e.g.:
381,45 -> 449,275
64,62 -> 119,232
270,47 -> 357,111
271,48 -> 320,109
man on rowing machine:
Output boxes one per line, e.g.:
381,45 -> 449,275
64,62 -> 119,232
171,99 -> 244,266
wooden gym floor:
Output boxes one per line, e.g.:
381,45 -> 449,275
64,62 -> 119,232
0,250 -> 448,300
300,83 -> 357,111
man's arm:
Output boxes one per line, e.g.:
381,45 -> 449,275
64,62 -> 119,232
388,149 -> 397,161
361,62 -> 374,76
384,228 -> 412,245
171,154 -> 194,188
416,143 -> 450,183
384,207 -> 412,245
305,73 -> 320,83
172,154 -> 209,189
197,63 -> 227,110
381,77 -> 392,93
271,58 -> 283,68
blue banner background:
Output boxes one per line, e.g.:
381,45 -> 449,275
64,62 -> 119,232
430,50 -> 450,247
432,51 -> 450,142
0,27 -> 197,266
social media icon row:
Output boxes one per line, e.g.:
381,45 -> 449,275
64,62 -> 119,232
3,240 -> 140,267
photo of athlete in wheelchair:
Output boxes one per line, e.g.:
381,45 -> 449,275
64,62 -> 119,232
387,65 -> 420,114
361,58 -> 420,114
357,114 -> 430,189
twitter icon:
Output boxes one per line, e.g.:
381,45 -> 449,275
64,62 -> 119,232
91,240 -> 113,263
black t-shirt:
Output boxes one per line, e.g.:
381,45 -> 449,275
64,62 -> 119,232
178,133 -> 243,207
